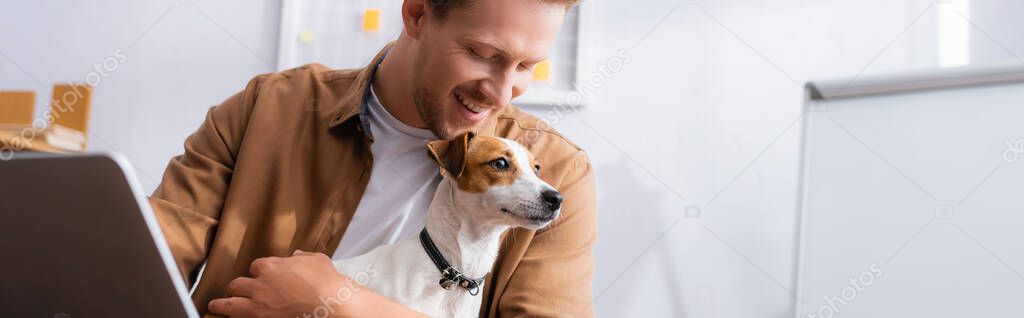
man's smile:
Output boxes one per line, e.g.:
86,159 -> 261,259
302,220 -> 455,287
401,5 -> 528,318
454,90 -> 491,123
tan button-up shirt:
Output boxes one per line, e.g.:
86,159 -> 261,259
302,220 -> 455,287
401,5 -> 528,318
149,46 -> 597,317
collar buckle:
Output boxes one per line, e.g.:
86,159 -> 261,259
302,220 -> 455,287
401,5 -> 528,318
420,228 -> 486,296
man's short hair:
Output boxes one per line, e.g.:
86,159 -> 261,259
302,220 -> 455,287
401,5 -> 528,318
428,0 -> 580,20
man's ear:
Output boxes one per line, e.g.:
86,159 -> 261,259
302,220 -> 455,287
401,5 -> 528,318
401,0 -> 429,40
427,131 -> 475,178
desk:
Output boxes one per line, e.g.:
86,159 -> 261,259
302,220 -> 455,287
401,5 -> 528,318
0,129 -> 71,154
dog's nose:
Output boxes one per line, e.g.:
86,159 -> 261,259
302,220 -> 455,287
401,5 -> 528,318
541,190 -> 563,211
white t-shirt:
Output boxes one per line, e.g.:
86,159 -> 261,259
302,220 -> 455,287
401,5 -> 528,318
331,85 -> 441,260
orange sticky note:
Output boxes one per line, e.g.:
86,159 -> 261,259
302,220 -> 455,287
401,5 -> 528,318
363,9 -> 380,32
532,59 -> 552,81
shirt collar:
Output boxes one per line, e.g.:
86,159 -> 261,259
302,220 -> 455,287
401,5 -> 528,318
327,43 -> 392,133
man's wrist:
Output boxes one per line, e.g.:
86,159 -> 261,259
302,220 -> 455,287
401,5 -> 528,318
328,287 -> 427,318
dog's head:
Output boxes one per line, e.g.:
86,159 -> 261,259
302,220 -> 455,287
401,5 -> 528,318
427,132 -> 562,230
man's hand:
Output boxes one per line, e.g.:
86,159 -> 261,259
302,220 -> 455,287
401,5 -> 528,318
208,250 -> 427,318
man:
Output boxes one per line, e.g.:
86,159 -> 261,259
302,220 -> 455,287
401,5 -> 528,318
150,0 -> 596,316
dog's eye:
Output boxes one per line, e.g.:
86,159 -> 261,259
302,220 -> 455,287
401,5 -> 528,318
490,158 -> 509,171
534,164 -> 541,173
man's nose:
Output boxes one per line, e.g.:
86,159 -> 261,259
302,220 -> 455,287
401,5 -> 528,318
482,69 -> 518,108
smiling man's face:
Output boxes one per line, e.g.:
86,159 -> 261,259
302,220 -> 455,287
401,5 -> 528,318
410,0 -> 568,138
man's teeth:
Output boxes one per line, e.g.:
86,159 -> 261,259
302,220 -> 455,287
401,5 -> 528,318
457,93 -> 486,114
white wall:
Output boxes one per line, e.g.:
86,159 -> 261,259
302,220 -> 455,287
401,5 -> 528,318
545,0 -> 1023,317
0,0 -> 280,191
968,1 -> 1024,66
3,1 -> 1024,317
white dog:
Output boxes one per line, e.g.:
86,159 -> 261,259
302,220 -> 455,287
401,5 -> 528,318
333,132 -> 563,317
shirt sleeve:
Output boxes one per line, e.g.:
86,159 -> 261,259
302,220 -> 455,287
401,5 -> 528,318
498,151 -> 598,317
148,78 -> 259,285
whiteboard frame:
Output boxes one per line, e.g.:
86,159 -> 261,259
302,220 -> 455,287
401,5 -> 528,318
276,1 -> 592,108
793,62 -> 1024,318
275,0 -> 298,72
515,2 -> 592,108
806,63 -> 1024,101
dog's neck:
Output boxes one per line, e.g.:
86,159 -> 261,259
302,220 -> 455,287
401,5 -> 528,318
424,178 -> 509,279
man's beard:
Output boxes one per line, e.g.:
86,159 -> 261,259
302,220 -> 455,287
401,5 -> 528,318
412,78 -> 480,139
413,84 -> 454,139
410,51 -> 475,140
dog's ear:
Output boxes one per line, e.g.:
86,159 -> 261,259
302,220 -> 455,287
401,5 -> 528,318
427,131 -> 475,179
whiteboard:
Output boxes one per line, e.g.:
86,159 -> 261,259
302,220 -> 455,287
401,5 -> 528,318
795,64 -> 1024,317
277,0 -> 590,107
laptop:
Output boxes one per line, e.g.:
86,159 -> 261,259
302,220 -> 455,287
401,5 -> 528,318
0,152 -> 200,318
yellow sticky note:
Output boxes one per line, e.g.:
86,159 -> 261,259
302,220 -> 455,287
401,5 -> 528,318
532,59 -> 552,81
299,30 -> 315,44
363,9 -> 381,32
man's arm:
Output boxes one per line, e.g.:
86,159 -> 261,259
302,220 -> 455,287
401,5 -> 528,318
149,79 -> 258,285
208,250 -> 431,318
498,151 -> 598,317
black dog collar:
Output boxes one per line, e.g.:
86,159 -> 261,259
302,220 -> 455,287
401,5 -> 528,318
419,228 -> 485,296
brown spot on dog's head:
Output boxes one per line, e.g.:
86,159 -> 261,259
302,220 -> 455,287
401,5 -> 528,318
426,132 -> 525,193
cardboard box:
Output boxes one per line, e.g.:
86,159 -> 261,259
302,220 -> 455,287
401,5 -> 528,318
0,91 -> 36,125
